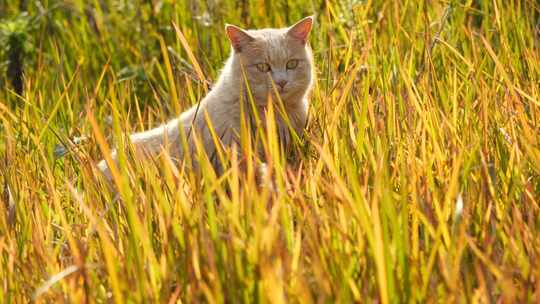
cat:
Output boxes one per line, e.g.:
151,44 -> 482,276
98,16 -> 314,181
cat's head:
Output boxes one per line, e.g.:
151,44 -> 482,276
225,16 -> 314,105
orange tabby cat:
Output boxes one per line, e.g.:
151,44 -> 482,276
98,16 -> 314,179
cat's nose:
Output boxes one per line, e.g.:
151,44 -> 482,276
276,80 -> 287,89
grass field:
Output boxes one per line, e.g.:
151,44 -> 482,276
1,0 -> 540,302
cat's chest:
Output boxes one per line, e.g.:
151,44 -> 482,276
255,101 -> 308,144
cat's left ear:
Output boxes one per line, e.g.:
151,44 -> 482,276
287,16 -> 314,44
225,24 -> 255,52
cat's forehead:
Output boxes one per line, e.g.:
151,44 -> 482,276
246,28 -> 286,39
242,28 -> 304,61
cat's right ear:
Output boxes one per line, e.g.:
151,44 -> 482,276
287,16 -> 314,44
225,24 -> 255,52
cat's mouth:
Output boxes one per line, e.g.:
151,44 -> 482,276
266,86 -> 293,100
270,87 -> 287,95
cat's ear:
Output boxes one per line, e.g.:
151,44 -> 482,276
287,16 -> 313,44
225,24 -> 255,52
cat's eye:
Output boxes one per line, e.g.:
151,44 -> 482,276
256,63 -> 271,72
286,59 -> 299,70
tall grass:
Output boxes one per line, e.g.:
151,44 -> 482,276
1,0 -> 540,302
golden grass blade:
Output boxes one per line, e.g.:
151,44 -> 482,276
158,35 -> 181,115
172,22 -> 208,92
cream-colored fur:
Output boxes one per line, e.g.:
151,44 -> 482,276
98,16 -> 314,180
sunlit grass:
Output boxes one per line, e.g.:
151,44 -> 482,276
1,0 -> 540,302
